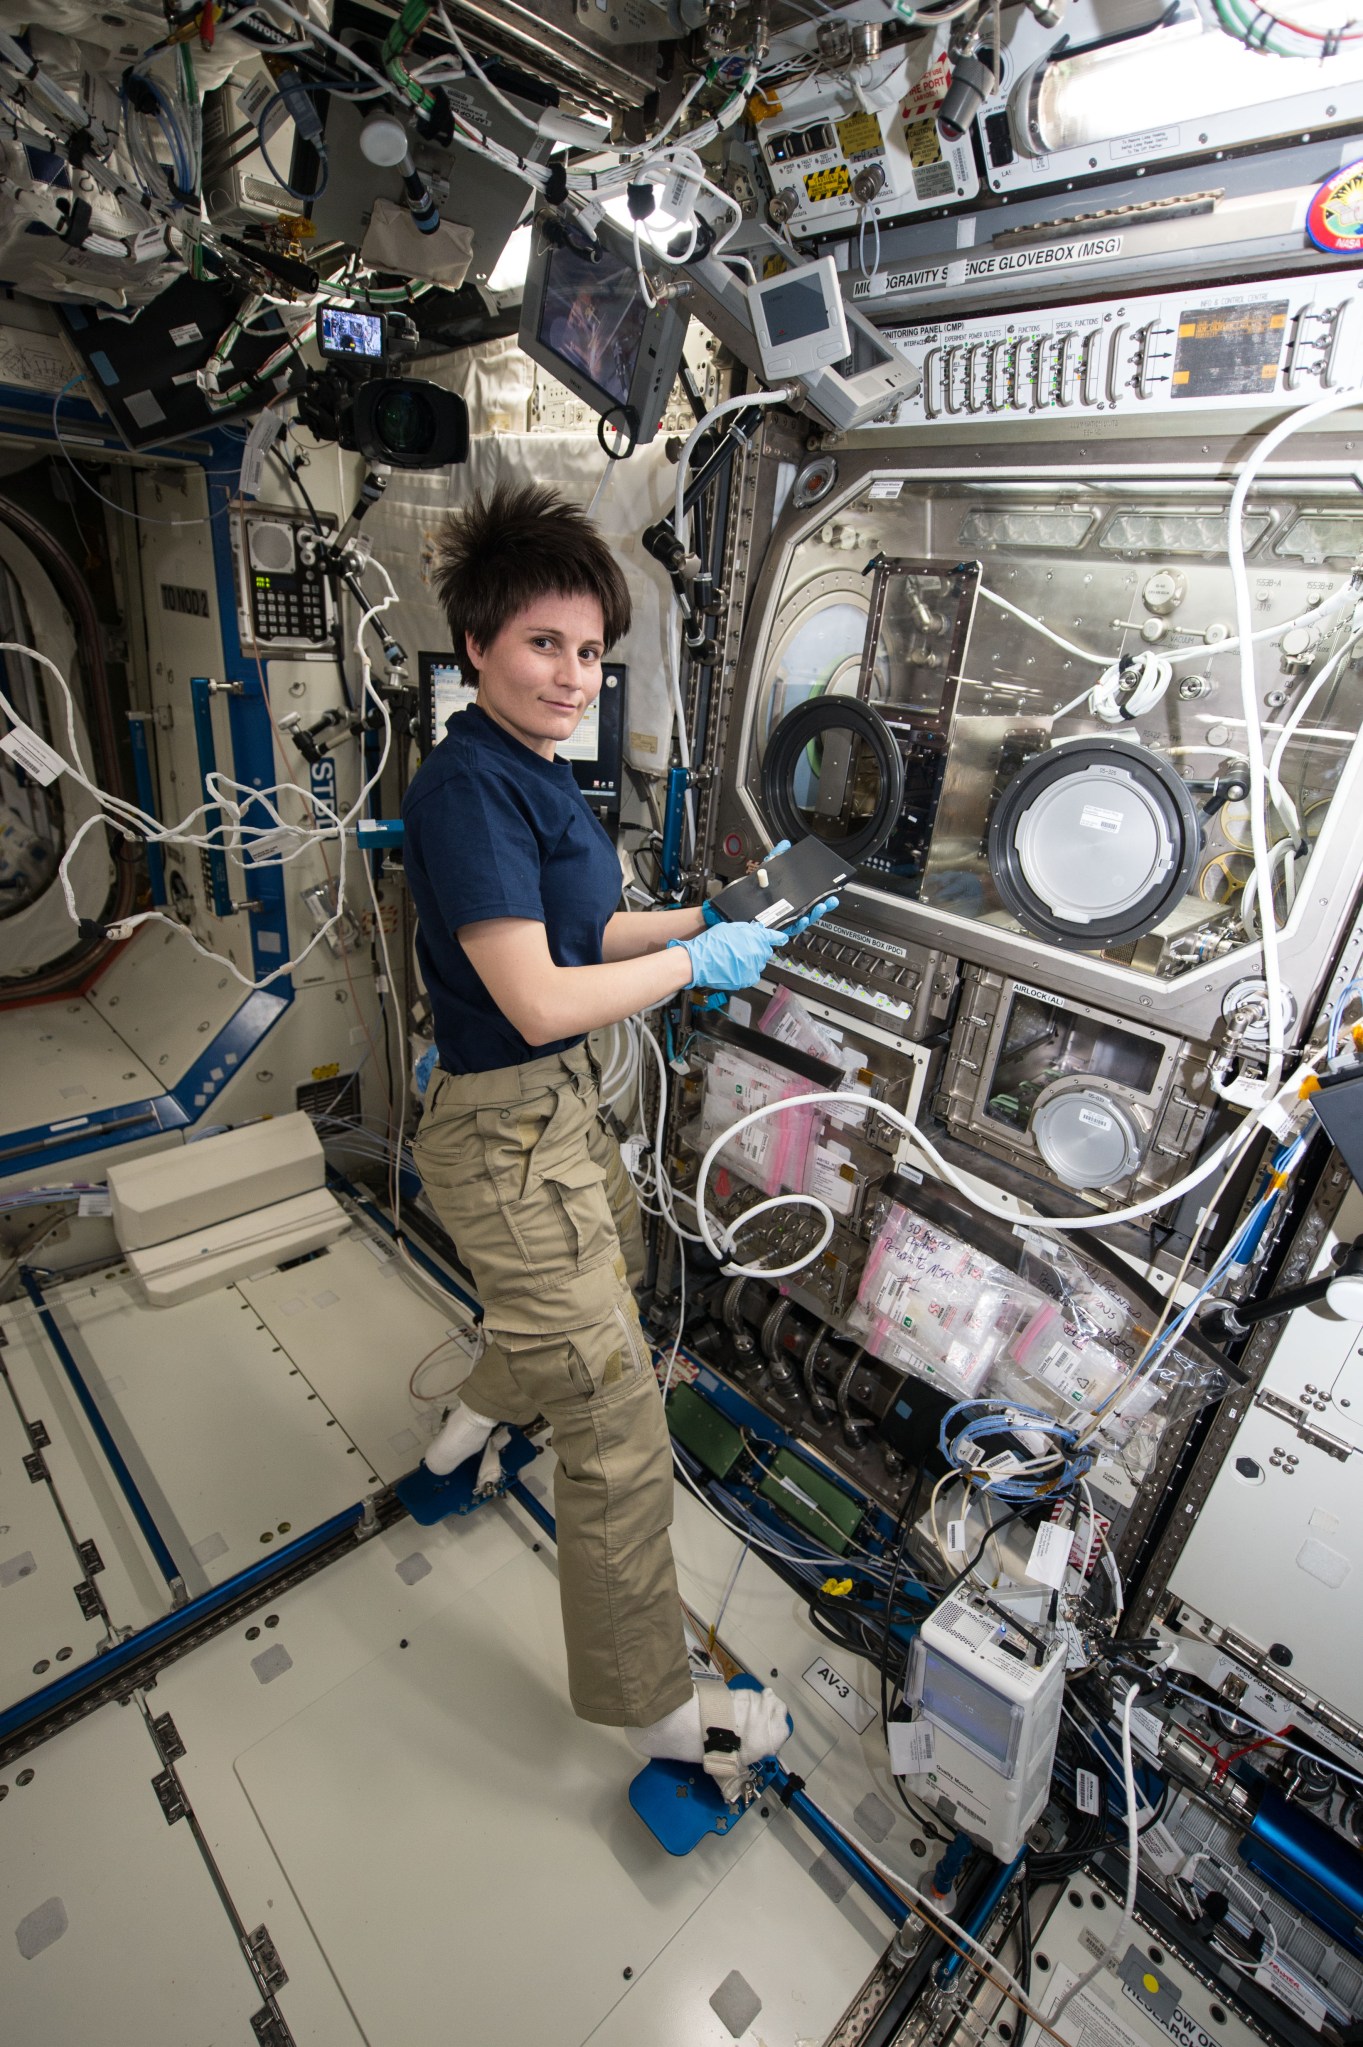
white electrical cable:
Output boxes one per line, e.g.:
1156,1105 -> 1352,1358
807,1808 -> 1078,2039
979,585 -> 1115,670
250,1 -> 395,90
0,559 -> 401,988
690,1063 -> 1304,1277
672,388 -> 796,556
1225,382 -> 1363,1096
430,6 -> 540,130
1008,580 -> 1358,723
637,1014 -> 706,1245
1266,618 -> 1363,836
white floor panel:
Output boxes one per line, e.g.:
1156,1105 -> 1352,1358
1,1295 -> 173,1642
237,1233 -> 478,1482
84,920 -> 247,1080
0,1367 -> 107,1706
0,999 -> 162,1137
46,1273 -> 378,1594
231,1544 -> 804,2047
584,1818 -> 886,2047
1,1698 -> 264,2047
146,1500 -> 545,2045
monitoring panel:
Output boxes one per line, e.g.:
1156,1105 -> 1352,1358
878,267 -> 1362,424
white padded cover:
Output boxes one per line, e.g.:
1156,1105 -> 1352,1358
108,1113 -> 324,1252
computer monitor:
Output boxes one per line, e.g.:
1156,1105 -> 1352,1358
416,654 -> 625,835
518,215 -> 688,447
747,255 -> 851,382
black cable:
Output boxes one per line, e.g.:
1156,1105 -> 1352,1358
1015,1880 -> 1033,2047
937,1500 -> 1040,1602
596,404 -> 637,461
879,1467 -> 925,1743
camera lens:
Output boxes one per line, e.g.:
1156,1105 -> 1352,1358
373,384 -> 436,457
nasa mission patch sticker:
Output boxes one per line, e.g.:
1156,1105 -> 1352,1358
1307,158 -> 1363,255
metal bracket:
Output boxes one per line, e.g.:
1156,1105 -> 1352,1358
250,2009 -> 293,2047
27,1418 -> 50,1450
152,1711 -> 185,1764
73,1580 -> 102,1621
22,1451 -> 47,1484
1253,1387 -> 1351,1461
151,1769 -> 186,1825
77,1538 -> 104,1578
247,1924 -> 289,1996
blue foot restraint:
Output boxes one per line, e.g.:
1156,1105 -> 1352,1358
629,1674 -> 794,1855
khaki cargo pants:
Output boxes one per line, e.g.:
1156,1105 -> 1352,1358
412,1040 -> 693,1728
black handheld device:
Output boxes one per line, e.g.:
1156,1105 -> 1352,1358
709,836 -> 852,929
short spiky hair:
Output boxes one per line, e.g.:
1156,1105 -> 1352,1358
431,480 -> 631,674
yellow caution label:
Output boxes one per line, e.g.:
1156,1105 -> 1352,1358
311,1061 -> 341,1081
805,164 -> 852,203
1172,370 -> 1191,384
836,108 -> 883,160
904,115 -> 942,169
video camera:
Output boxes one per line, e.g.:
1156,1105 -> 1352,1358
296,304 -> 469,469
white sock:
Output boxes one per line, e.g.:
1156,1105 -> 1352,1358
423,1399 -> 496,1477
628,1683 -> 790,1765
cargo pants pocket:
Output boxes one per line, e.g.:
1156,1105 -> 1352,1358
471,1083 -> 616,1277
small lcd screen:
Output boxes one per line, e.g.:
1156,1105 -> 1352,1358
424,664 -> 602,758
319,306 -> 384,359
538,239 -> 648,410
921,1647 -> 1017,1770
428,659 -> 476,740
759,275 -> 831,346
556,697 -> 601,763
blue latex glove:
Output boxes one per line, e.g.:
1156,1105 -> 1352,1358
701,840 -> 794,927
670,921 -> 786,992
786,894 -> 839,939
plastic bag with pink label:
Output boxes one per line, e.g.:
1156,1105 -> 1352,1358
849,1197 -> 1052,1398
994,1231 -> 1227,1463
697,1043 -> 820,1198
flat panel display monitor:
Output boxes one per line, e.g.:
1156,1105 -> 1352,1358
417,654 -> 625,834
518,215 -> 688,446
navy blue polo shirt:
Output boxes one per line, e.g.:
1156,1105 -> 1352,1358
402,703 -> 623,1073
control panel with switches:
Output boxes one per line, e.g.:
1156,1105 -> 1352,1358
234,507 -> 337,653
882,268 -> 1363,425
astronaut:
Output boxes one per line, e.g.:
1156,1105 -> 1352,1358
403,483 -> 825,1775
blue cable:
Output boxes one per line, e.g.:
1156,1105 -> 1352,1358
124,74 -> 194,199
938,1398 -> 1093,1500
249,75 -> 383,206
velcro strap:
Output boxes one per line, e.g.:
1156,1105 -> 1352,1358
700,1683 -> 747,1801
